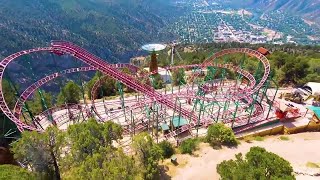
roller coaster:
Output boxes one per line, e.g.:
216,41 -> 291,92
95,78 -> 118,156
0,41 -> 279,142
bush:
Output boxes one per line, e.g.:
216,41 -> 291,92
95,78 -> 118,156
243,136 -> 254,143
179,138 -> 199,154
217,147 -> 295,180
0,165 -> 36,179
158,141 -> 175,158
279,136 -> 290,141
206,123 -> 238,148
254,136 -> 264,141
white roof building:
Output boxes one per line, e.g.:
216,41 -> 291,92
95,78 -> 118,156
303,82 -> 320,96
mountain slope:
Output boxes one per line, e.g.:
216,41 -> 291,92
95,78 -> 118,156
0,0 -> 181,61
225,0 -> 320,24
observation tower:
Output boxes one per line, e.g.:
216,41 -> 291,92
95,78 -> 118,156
141,43 -> 166,73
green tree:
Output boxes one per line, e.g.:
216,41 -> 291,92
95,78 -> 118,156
11,127 -> 64,180
64,147 -> 138,180
0,164 -> 36,180
86,72 -> 117,99
217,147 -> 295,180
121,67 -> 134,93
158,140 -> 175,158
206,123 -> 237,148
279,56 -> 309,85
132,132 -> 163,180
172,68 -> 186,86
2,79 -> 16,109
28,91 -> 53,114
179,138 -> 199,154
64,118 -> 123,166
151,74 -> 164,90
57,81 -> 81,105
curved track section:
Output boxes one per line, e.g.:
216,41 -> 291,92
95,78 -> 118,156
0,41 -> 271,135
14,64 -> 138,118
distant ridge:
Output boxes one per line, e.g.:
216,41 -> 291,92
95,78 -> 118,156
226,0 -> 320,25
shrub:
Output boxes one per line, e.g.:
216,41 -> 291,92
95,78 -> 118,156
179,138 -> 199,154
306,162 -> 320,168
158,141 -> 175,158
0,165 -> 36,179
279,136 -> 290,141
254,136 -> 264,141
243,136 -> 254,143
206,123 -> 238,148
217,147 -> 295,180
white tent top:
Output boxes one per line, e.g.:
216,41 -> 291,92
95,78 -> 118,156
303,82 -> 320,95
141,43 -> 166,52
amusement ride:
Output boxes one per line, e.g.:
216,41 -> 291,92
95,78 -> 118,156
0,41 -> 280,144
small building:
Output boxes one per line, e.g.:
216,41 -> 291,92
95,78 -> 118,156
307,106 -> 320,123
160,123 -> 170,134
257,47 -> 270,56
303,82 -> 320,96
171,116 -> 189,129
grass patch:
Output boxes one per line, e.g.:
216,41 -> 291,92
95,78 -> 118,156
306,162 -> 320,168
243,136 -> 254,143
279,136 -> 290,141
254,136 -> 264,141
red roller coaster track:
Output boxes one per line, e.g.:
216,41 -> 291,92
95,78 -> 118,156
0,41 -> 271,137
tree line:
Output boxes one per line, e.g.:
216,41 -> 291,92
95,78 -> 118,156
1,121 -> 295,179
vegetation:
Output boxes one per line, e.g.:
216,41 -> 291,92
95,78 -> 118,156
243,136 -> 254,143
86,72 -> 117,99
11,127 -> 63,179
179,138 -> 199,154
217,146 -> 295,180
206,123 -> 238,148
10,118 -> 154,180
132,132 -> 163,180
172,68 -> 187,86
306,162 -> 320,168
0,164 -> 36,180
279,136 -> 290,141
28,91 -> 53,114
64,147 -> 138,180
151,74 -> 164,90
57,81 -> 81,105
2,79 -> 16,109
254,136 -> 265,141
158,140 -> 175,159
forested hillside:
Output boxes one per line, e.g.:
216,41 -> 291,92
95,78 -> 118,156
156,42 -> 320,86
226,0 -> 320,25
0,0 -> 181,61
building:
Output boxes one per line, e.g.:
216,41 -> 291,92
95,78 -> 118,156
257,47 -> 270,56
303,82 -> 320,96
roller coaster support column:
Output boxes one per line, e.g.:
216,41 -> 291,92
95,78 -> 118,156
98,73 -> 108,115
130,110 -> 135,138
259,78 -> 270,105
248,88 -> 261,124
220,57 -> 228,90
117,82 -> 127,122
171,97 -> 178,131
266,79 -> 279,119
6,73 -> 41,129
254,61 -> 263,84
232,102 -> 240,128
27,60 -> 54,124
144,101 -> 151,134
155,103 -> 159,143
236,54 -> 245,87
76,68 -> 87,121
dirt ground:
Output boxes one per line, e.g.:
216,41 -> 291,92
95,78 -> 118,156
163,132 -> 320,180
